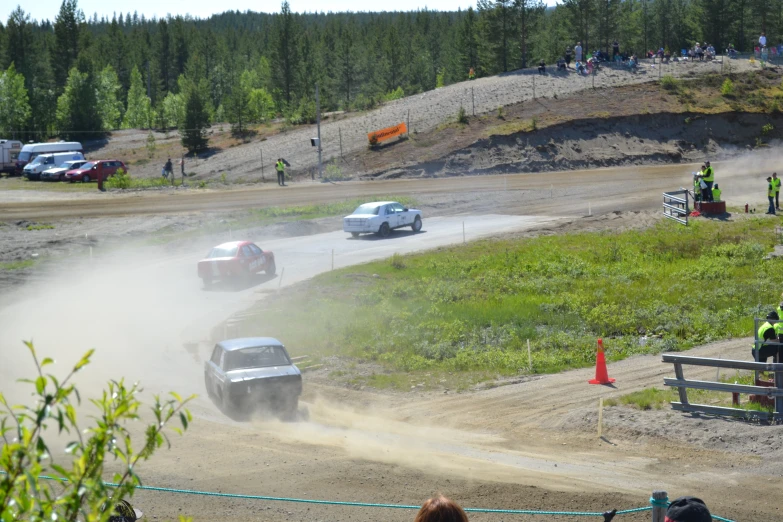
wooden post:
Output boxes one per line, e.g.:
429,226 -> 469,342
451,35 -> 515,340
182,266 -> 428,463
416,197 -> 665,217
597,398 -> 603,438
260,148 -> 264,181
673,363 -> 689,404
339,127 -> 343,159
471,86 -> 475,116
651,491 -> 668,522
277,267 -> 285,293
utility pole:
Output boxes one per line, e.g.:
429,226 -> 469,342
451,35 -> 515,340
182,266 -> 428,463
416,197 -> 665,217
316,83 -> 323,180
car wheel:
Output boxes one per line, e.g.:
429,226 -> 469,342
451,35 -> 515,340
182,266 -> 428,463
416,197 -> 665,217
411,216 -> 422,232
351,232 -> 359,238
82,174 -> 90,183
265,260 -> 276,275
377,222 -> 391,238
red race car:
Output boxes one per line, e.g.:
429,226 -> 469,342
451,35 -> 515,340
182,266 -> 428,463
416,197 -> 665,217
197,241 -> 276,288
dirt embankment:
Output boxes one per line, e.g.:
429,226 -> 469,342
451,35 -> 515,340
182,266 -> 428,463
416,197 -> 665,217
366,111 -> 783,179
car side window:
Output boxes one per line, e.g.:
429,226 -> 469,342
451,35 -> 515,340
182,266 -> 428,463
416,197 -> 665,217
210,346 -> 222,365
392,203 -> 404,212
384,205 -> 392,215
218,350 -> 226,370
249,244 -> 262,255
241,245 -> 253,257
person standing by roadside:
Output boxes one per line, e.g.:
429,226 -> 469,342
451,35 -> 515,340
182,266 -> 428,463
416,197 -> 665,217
711,183 -> 721,202
612,40 -> 620,60
180,155 -> 186,185
773,172 -> 781,210
702,161 -> 714,201
575,41 -> 583,63
565,46 -> 573,67
760,32 -> 768,48
767,176 -> 776,215
276,158 -> 286,186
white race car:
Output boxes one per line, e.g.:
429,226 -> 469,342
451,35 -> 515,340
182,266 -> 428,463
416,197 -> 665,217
343,201 -> 423,238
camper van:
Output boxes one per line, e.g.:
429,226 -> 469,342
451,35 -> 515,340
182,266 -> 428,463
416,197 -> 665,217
15,142 -> 84,175
24,152 -> 86,180
0,140 -> 23,174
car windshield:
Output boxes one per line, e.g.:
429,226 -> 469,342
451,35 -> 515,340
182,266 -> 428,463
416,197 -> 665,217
208,245 -> 238,258
352,204 -> 380,215
29,156 -> 45,165
78,162 -> 94,170
58,162 -> 75,168
18,151 -> 31,162
225,345 -> 290,371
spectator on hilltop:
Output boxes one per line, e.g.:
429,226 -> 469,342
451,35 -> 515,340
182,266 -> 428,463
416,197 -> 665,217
557,57 -> 567,71
665,497 -> 712,522
575,41 -> 583,63
760,32 -> 767,48
415,495 -> 469,522
538,59 -> 546,74
565,46 -> 573,67
612,40 -> 620,59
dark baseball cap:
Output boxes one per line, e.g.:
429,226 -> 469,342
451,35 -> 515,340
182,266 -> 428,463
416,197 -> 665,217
665,496 -> 711,522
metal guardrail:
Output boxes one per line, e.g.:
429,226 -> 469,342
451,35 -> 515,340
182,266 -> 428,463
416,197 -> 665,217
662,354 -> 783,421
662,189 -> 689,225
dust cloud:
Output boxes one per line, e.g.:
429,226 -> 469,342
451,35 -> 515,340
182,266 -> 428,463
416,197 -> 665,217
0,241 -> 236,406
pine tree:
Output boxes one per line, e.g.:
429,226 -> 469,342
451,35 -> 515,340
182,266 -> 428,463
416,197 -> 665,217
456,7 -> 479,78
563,0 -> 595,55
94,65 -> 122,131
515,0 -> 544,68
180,79 -> 210,152
124,65 -> 152,129
56,67 -> 102,140
52,0 -> 82,92
162,92 -> 185,129
226,70 -> 252,135
0,63 -> 31,137
156,19 -> 172,95
272,1 -> 300,109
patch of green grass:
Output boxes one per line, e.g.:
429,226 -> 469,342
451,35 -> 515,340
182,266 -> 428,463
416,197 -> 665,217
26,223 -> 54,231
0,259 -> 37,270
0,178 -> 96,192
233,217 -> 783,388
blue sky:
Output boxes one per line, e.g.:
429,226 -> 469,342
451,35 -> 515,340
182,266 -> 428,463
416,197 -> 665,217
5,0 -> 501,23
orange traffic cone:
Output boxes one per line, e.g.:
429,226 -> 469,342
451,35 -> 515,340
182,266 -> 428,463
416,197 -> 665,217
589,339 -> 615,385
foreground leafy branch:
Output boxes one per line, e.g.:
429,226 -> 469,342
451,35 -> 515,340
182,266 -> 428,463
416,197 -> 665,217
0,341 -> 194,522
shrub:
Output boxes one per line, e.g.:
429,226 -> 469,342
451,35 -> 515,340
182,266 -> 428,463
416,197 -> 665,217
721,78 -> 735,97
762,123 -> 774,135
106,168 -> 132,189
497,105 -> 504,119
146,131 -> 156,158
660,75 -> 679,91
324,160 -> 349,181
383,87 -> 405,102
0,342 -> 193,521
457,106 -> 468,124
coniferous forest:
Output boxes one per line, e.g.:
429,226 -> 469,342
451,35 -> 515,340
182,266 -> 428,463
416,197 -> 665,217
0,0 -> 779,150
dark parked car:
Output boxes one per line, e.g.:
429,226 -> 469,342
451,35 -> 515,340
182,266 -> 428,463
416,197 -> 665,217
204,337 -> 302,419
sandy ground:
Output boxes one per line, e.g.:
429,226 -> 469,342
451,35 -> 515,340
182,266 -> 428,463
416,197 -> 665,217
75,58 -> 754,182
1,146 -> 782,521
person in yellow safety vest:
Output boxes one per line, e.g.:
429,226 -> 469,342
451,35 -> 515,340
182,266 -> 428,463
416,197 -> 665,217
756,311 -> 783,363
712,183 -> 721,202
697,165 -> 710,202
767,176 -> 776,215
772,172 -> 781,210
468,67 -> 476,80
702,161 -> 715,201
276,159 -> 286,186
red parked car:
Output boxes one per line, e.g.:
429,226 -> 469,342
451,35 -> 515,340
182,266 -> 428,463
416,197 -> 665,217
197,241 -> 276,288
64,160 -> 127,182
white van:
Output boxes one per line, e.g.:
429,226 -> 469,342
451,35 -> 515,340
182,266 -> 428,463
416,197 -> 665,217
0,139 -> 23,174
24,152 -> 86,180
15,141 -> 84,175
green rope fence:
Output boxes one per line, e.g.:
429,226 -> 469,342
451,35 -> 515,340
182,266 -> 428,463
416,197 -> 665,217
0,471 -> 736,520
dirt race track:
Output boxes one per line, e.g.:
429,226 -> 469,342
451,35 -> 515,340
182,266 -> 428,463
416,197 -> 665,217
1,152 -> 782,521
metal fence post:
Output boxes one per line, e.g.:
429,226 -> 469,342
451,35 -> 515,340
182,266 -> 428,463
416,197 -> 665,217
776,368 -> 783,421
651,490 -> 668,522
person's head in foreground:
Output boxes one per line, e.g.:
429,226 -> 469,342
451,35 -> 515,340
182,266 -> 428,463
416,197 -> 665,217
665,496 -> 711,522
415,495 -> 469,522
